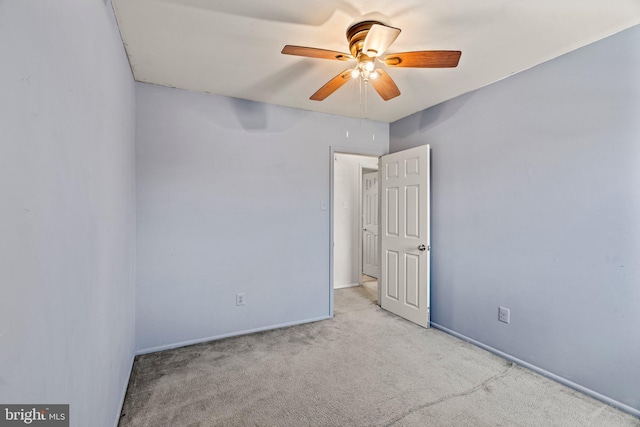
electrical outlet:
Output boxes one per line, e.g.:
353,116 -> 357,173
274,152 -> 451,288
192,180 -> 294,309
498,306 -> 510,324
236,293 -> 245,306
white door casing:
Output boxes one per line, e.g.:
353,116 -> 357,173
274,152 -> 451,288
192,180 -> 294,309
362,171 -> 379,278
380,145 -> 430,328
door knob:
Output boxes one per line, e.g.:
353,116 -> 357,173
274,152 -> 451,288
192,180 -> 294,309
418,244 -> 426,252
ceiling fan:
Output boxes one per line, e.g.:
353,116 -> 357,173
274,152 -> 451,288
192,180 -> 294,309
281,20 -> 461,102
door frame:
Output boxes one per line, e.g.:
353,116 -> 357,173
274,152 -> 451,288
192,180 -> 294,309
329,146 -> 385,317
361,167 -> 379,279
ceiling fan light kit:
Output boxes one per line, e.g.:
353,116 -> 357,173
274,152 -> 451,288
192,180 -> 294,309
281,20 -> 461,102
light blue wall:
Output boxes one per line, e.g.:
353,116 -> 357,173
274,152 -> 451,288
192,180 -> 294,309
0,1 -> 136,426
390,25 -> 640,413
135,83 -> 389,353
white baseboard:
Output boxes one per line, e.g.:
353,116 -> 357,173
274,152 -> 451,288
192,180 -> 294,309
431,322 -> 640,419
334,282 -> 360,289
135,315 -> 332,356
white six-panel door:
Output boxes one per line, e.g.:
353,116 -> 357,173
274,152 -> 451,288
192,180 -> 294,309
380,145 -> 430,328
362,171 -> 379,278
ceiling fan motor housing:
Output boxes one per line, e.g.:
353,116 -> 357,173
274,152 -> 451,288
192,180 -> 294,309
346,20 -> 383,57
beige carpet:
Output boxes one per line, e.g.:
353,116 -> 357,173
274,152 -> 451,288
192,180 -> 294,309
119,283 -> 639,426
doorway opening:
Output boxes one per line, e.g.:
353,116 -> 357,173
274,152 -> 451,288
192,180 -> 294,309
331,151 -> 380,313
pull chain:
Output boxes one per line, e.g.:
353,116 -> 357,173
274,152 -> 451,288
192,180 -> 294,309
364,79 -> 368,117
359,78 -> 369,119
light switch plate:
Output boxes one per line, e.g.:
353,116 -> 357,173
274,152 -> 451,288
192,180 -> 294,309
498,306 -> 510,324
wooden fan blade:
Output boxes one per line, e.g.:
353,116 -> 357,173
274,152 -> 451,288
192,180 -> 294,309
362,24 -> 401,57
370,69 -> 400,101
383,51 -> 461,68
282,45 -> 353,61
310,70 -> 352,101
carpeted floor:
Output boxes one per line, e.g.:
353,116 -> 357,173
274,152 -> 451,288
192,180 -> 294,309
119,283 -> 639,426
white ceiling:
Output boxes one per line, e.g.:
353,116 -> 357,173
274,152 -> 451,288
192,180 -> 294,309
113,0 -> 640,123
